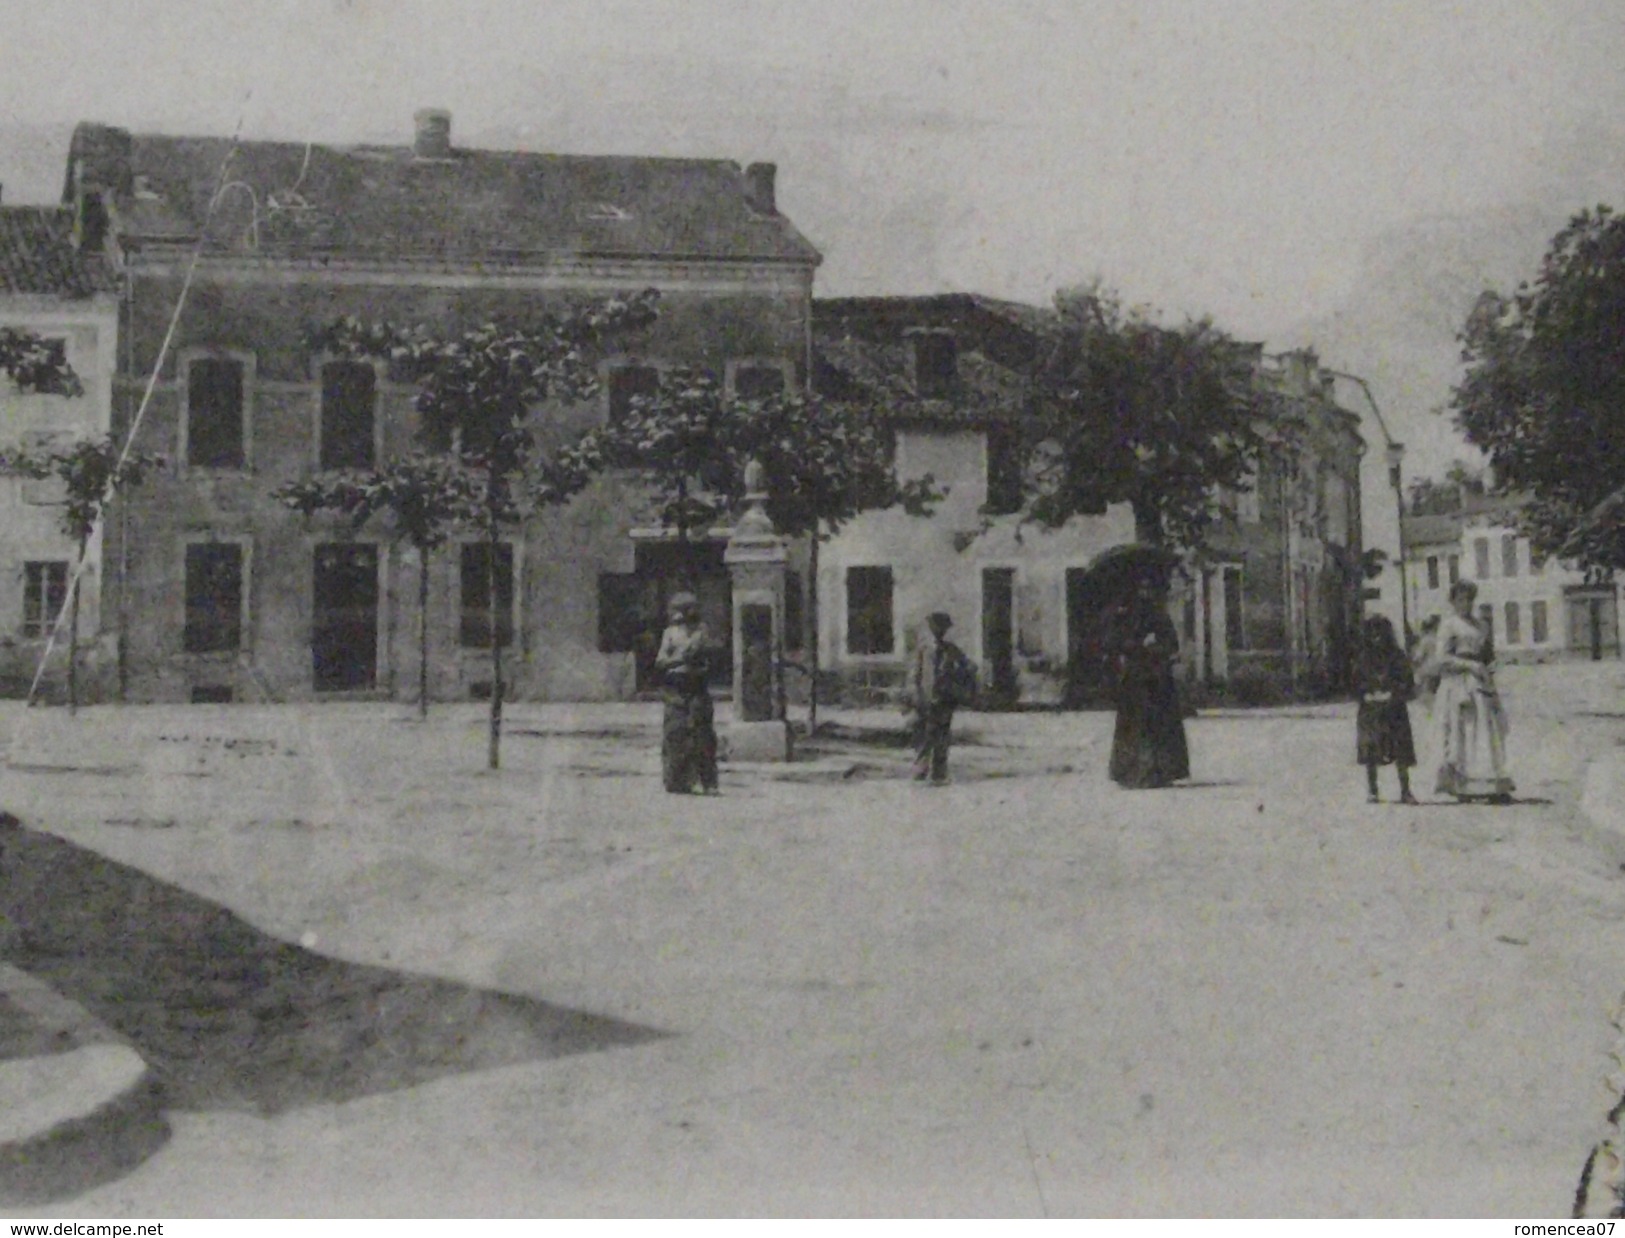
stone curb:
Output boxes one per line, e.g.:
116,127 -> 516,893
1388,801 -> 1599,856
0,963 -> 169,1204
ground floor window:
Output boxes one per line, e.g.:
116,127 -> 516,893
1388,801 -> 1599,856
1504,601 -> 1521,645
460,542 -> 515,648
22,560 -> 68,638
1531,599 -> 1549,644
846,566 -> 894,655
184,543 -> 244,653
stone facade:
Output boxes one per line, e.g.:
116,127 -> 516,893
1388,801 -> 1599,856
63,114 -> 820,703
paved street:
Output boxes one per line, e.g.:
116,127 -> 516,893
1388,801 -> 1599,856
6,662 -> 1625,1216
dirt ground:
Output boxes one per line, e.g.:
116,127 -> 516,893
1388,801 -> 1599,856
4,663 -> 1625,1216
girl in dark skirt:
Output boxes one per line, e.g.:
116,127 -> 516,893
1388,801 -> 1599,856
1355,614 -> 1417,804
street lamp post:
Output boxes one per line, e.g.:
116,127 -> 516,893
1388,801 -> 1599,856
1384,439 -> 1411,644
1326,370 -> 1411,645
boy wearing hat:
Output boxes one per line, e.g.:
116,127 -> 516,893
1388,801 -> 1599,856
655,592 -> 719,794
906,610 -> 976,785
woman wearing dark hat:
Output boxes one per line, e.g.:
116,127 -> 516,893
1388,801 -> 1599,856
655,592 -> 719,794
1106,568 -> 1190,789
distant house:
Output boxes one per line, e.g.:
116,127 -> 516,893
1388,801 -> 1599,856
810,301 -> 1366,705
0,202 -> 119,698
61,110 -> 821,703
1403,492 -> 1620,662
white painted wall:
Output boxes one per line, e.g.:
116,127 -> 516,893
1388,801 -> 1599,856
0,294 -> 119,651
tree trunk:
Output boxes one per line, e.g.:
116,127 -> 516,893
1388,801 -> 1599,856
487,510 -> 503,771
418,545 -> 430,720
68,533 -> 86,715
807,534 -> 820,735
1132,498 -> 1163,547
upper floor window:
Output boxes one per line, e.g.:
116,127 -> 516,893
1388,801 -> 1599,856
607,364 -> 659,424
1426,556 -> 1440,590
319,360 -> 377,471
1501,533 -> 1518,578
186,357 -> 246,469
1473,536 -> 1491,579
985,425 -> 1023,515
911,332 -> 957,399
1448,554 -> 1460,585
732,363 -> 787,402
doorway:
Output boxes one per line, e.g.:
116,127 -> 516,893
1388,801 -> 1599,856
1566,590 -> 1620,661
312,543 -> 379,692
981,567 -> 1017,705
1065,566 -> 1114,707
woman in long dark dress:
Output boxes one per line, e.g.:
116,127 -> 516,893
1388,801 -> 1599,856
1107,578 -> 1191,789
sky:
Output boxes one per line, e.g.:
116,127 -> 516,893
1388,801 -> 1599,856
3,0 -> 1623,548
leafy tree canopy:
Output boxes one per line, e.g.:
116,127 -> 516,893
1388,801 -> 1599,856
1452,206 -> 1625,566
307,290 -> 660,475
1406,460 -> 1486,516
1026,284 -> 1270,550
0,328 -> 82,398
574,366 -> 939,540
274,452 -> 479,547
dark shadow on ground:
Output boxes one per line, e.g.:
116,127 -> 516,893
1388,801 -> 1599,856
0,826 -> 668,1117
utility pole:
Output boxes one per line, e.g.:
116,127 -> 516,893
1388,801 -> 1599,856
1326,369 -> 1410,645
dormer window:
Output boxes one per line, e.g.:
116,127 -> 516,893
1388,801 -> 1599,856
581,202 -> 633,222
133,175 -> 163,201
911,331 -> 957,399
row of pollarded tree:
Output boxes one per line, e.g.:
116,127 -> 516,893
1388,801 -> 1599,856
1,283 -> 1317,767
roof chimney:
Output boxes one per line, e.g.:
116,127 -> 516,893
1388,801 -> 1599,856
745,162 -> 777,214
414,108 -> 452,160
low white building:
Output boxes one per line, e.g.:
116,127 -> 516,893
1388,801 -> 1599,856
1402,493 -> 1620,662
0,203 -> 119,698
809,298 -> 1366,705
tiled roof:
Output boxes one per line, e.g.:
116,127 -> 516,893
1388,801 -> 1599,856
78,124 -> 822,265
812,294 -> 1044,422
1401,512 -> 1463,548
0,206 -> 115,297
814,332 -> 1033,422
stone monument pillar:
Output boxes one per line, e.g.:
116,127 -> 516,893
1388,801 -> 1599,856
724,459 -> 792,762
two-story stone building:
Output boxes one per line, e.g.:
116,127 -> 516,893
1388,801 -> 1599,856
65,111 -> 820,703
0,201 -> 119,698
